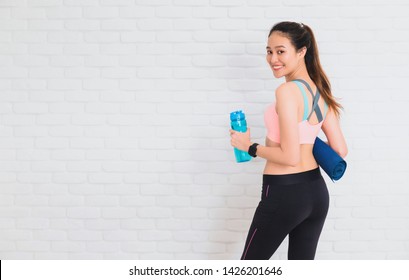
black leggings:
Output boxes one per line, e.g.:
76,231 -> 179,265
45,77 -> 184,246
240,168 -> 329,260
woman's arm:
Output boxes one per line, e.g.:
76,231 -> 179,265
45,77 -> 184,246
230,83 -> 301,166
321,108 -> 348,158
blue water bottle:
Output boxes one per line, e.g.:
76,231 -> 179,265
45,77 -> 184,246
230,110 -> 252,163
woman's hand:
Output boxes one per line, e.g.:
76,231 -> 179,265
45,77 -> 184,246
230,128 -> 252,152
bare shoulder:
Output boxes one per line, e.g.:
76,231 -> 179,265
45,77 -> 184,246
323,107 -> 338,124
275,82 -> 299,101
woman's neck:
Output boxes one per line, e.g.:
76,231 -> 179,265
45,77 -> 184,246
285,65 -> 309,82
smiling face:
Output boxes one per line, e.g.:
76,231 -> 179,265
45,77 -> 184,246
266,31 -> 306,79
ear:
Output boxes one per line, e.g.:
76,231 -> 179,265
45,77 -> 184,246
298,46 -> 307,58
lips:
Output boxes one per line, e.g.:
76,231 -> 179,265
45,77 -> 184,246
272,65 -> 284,71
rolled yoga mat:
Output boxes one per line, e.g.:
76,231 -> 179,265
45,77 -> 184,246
313,137 -> 347,181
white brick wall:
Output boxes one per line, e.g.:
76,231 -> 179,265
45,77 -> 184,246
0,0 -> 409,260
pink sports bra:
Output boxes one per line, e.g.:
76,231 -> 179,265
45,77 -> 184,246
264,79 -> 328,144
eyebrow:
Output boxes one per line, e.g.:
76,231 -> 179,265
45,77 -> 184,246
266,45 -> 286,49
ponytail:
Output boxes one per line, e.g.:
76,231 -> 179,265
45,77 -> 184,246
303,24 -> 343,117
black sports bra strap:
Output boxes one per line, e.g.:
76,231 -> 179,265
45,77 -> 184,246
292,79 -> 324,122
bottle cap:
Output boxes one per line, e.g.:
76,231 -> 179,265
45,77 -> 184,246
230,110 -> 246,121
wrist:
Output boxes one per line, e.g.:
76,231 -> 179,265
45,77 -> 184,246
248,143 -> 259,158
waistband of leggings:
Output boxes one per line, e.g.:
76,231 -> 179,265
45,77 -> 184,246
263,168 -> 322,186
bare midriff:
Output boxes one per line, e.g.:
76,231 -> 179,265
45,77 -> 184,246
263,137 -> 319,175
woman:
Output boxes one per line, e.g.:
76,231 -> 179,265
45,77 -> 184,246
230,21 -> 348,260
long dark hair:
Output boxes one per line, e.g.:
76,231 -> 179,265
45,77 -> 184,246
269,21 -> 342,117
